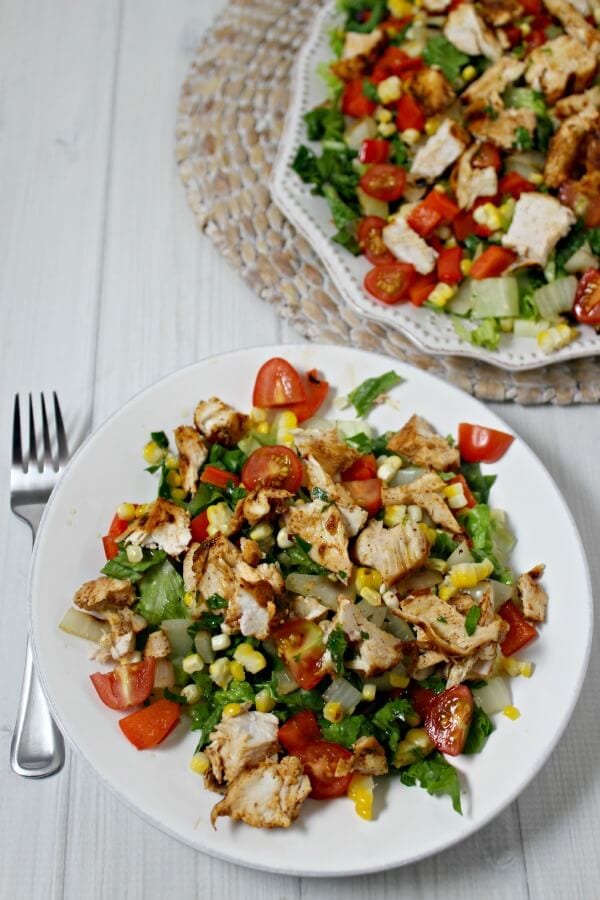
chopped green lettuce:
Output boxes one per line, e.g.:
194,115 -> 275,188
327,626 -> 348,676
463,706 -> 494,754
423,36 -> 469,87
136,558 -> 185,625
459,462 -> 496,505
463,504 -> 515,583
453,317 -> 502,351
400,751 -> 462,813
101,548 -> 166,582
304,107 -> 345,142
372,698 -> 416,753
321,714 -> 373,748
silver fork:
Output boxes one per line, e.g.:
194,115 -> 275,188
10,393 -> 69,777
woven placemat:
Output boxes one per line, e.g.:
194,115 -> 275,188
176,0 -> 600,404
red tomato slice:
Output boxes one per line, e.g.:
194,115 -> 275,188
241,445 -> 303,493
200,466 -> 240,489
409,684 -> 438,721
119,698 -> 181,750
437,246 -> 463,285
341,453 -> 377,481
341,79 -> 377,118
424,685 -> 474,756
102,513 -> 129,561
252,357 -> 307,408
343,478 -> 382,516
272,619 -> 326,690
278,710 -> 322,754
359,164 -> 407,202
288,369 -> 329,422
364,263 -> 416,304
372,46 -> 423,82
90,659 -> 156,711
573,268 -> 600,325
452,209 -> 491,241
297,740 -> 353,799
190,510 -> 209,542
498,601 -> 538,656
359,139 -> 390,165
520,0 -> 542,13
357,217 -> 396,265
396,93 -> 425,132
409,274 -> 436,306
559,182 -> 600,228
447,474 -> 477,508
498,171 -> 536,200
470,246 -> 516,280
471,142 -> 502,171
458,422 -> 514,463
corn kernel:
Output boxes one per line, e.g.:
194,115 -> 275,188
537,323 -> 578,353
190,751 -> 210,775
143,441 -> 165,466
360,586 -> 382,607
136,503 -> 151,517
449,559 -> 494,588
170,488 -> 187,502
165,454 -> 179,470
206,502 -> 233,537
418,522 -> 437,544
376,455 -> 402,483
425,116 -> 441,136
461,64 -> 477,82
233,642 -> 255,662
499,317 -> 514,333
460,258 -> 473,276
348,773 -> 374,821
323,701 -> 344,724
125,544 -> 143,564
503,705 -> 521,720
249,406 -> 268,424
388,0 -> 413,16
244,651 -> 267,674
377,75 -> 403,105
255,688 -> 277,713
166,470 -> 182,488
503,656 -> 534,678
448,492 -> 468,510
255,421 -> 270,435
117,502 -> 137,521
519,21 -> 531,35
223,702 -> 242,718
248,522 -> 273,542
390,672 -> 409,688
433,183 -> 447,193
378,121 -> 397,137
383,504 -> 407,527
375,106 -> 393,123
428,283 -> 457,308
400,128 -> 421,146
438,577 -> 457,601
529,172 -> 543,185
473,202 -> 502,232
181,684 -> 202,704
394,728 -> 435,768
183,591 -> 195,608
355,567 -> 383,593
211,633 -> 231,652
275,410 -> 298,445
444,236 -> 458,249
229,661 -> 246,682
209,658 -> 231,688
182,653 -> 204,675
362,683 -> 377,702
276,527 -> 293,549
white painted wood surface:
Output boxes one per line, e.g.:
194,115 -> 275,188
0,1 -> 598,897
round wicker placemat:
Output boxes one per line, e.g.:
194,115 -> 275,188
176,0 -> 600,404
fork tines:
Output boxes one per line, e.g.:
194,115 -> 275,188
12,393 -> 69,474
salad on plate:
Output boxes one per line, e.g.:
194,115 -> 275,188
291,0 -> 600,353
60,357 -> 548,829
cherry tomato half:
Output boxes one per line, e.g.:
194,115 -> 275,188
424,685 -> 474,756
573,268 -> 600,326
272,619 -> 326,690
343,478 -> 382,516
498,601 -> 538,656
90,659 -> 156,711
252,357 -> 307,408
357,217 -> 395,266
364,263 -> 415,304
297,740 -> 354,799
278,710 -> 322,754
119,698 -> 181,750
241,445 -> 303,493
341,453 -> 377,481
359,164 -> 407,202
458,423 -> 514,463
359,139 -> 390,165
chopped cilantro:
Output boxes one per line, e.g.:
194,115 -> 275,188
513,126 -> 533,150
422,36 -> 468,88
327,626 -> 348,676
362,80 -> 380,102
150,430 -> 169,449
207,594 -> 228,611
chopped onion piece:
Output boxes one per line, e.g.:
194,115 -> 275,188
355,599 -> 387,627
394,568 -> 443,598
565,243 -> 598,273
473,677 -> 512,715
194,630 -> 215,664
336,419 -> 373,441
385,611 -> 415,641
533,276 -> 577,322
323,677 -> 362,714
390,466 -> 427,486
59,607 -> 106,642
285,573 -> 352,608
276,667 -> 299,695
153,659 -> 175,689
447,541 -> 474,567
162,619 -> 193,658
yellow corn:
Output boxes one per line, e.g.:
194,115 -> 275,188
444,236 -> 458,249
255,421 -> 270,435
165,454 -> 179,470
255,688 -> 277,713
233,643 -> 255,662
234,644 -> 267,674
275,410 -> 298,445
425,116 -> 441,136
189,752 -> 210,775
390,672 -> 409,689
143,441 -> 165,466
460,258 -> 473,276
433,183 -> 447,193
449,559 -> 494,589
428,283 -> 457,309
383,504 -> 407,527
443,482 -> 467,510
461,64 -> 477,82
503,656 -> 534,678
360,586 -> 382,607
529,172 -> 543,185
362,683 -> 376,702
377,75 -> 402,105
136,503 -> 151,517
125,544 -> 143,564
418,522 -> 438,545
182,653 -> 204,675
206,502 -> 233,537
400,128 -> 420,146
170,488 -> 187,502
223,702 -> 242,718
438,577 -> 457,601
183,591 -> 195,608
537,323 -> 578,353
519,21 -> 531,35
378,122 -> 397,137
209,658 -> 231,689
375,106 -> 393,123
116,502 -> 137,521
393,728 -> 435,768
230,661 -> 246,682
388,0 -> 413,16
503,705 -> 521,720
181,684 -> 202,705
355,567 -> 383,594
249,406 -> 268,425
166,470 -> 182,488
323,701 -> 344,724
347,774 -> 374,821
473,202 -> 502,232
376,455 -> 402,483
427,557 -> 448,574
248,522 -> 273,542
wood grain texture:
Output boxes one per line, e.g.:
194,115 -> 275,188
0,1 -> 598,898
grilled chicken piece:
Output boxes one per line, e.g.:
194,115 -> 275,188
239,537 -> 262,566
226,579 -> 276,640
382,215 -> 439,275
470,108 -> 536,150
143,628 -> 171,659
382,473 -> 462,535
183,533 -> 239,601
422,0 -> 451,9
387,414 -> 460,471
502,193 -> 576,265
554,86 -> 600,118
231,487 -> 293,529
193,397 -> 247,447
210,757 -> 311,829
74,576 -> 136,613
407,68 -> 455,116
544,109 -> 600,188
455,145 -> 499,210
91,608 -> 147,664
410,118 -> 470,183
396,593 -> 508,657
479,0 -> 524,26
122,498 -> 191,557
342,28 -> 385,60
443,3 -> 502,60
332,596 -> 404,677
293,427 -> 359,476
461,57 -> 525,117
351,736 -> 389,776
304,455 -> 367,536
353,519 -> 429,584
525,36 -> 596,104
283,500 -> 353,580
205,710 -> 280,787
173,425 -> 208,494
445,648 -> 497,688
517,564 -> 548,623
542,0 -> 600,52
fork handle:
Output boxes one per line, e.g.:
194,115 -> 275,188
10,641 -> 65,778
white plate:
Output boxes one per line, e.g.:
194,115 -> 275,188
30,344 -> 592,876
271,2 -> 600,372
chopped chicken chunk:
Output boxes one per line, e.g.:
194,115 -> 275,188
525,36 -> 596,104
422,0 -> 451,9
333,597 -> 404,676
517,564 -> 548,622
231,487 -> 292,529
122,498 -> 191,557
554,86 -> 600,119
351,736 -> 389,776
283,500 -> 352,580
205,710 -> 280,787
444,3 -> 502,60
193,397 -> 247,447
455,145 -> 499,210
342,28 -> 384,59
544,109 -> 599,188
470,108 -> 536,150
304,455 -> 367,536
91,608 -> 147,664
410,118 -> 469,183
227,579 -> 276,640
293,427 -> 359,476
240,537 -> 262,566
479,0 -> 524,26
382,473 -> 463,535
382,215 -> 439,275
461,58 -> 525,116
502,193 -> 576,265
397,593 -> 508,657
183,533 -> 239,600
387,414 -> 460,471
407,68 -> 455,116
353,519 -> 429,584
74,576 -> 136,614
211,757 -> 311,829
543,0 -> 600,51
173,425 -> 208,494
144,628 -> 171,659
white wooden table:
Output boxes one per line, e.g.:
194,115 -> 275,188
1,2 -> 598,897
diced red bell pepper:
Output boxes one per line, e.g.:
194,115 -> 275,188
425,190 -> 460,222
359,139 -> 390,165
102,513 -> 129,561
409,275 -> 436,306
453,209 -> 492,241
200,466 -> 240,489
341,79 -> 377,118
407,190 -> 459,238
498,601 -> 538,656
190,510 -> 209,542
437,246 -> 463,285
499,171 -> 536,200
372,47 -> 424,83
470,246 -> 516,280
396,93 -> 425,132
